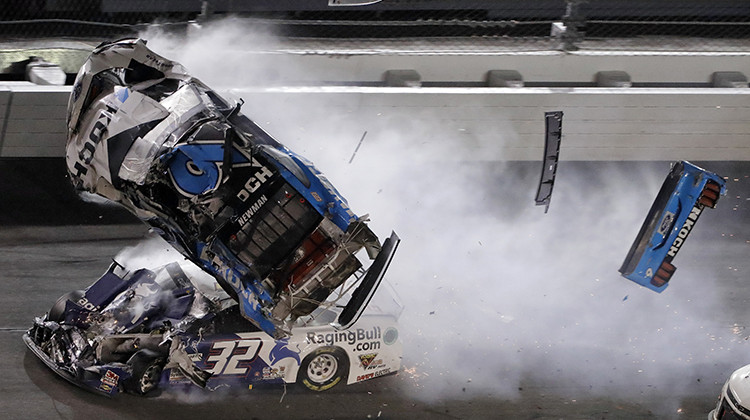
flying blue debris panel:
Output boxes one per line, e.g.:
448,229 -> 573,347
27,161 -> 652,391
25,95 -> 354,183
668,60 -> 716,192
619,161 -> 726,292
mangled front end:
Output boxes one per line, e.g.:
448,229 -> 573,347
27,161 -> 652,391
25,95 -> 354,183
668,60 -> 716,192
65,38 -> 399,338
24,262 -> 214,395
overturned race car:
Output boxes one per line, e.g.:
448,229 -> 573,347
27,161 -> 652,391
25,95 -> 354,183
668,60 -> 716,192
65,38 -> 399,338
24,261 -> 403,396
619,160 -> 726,292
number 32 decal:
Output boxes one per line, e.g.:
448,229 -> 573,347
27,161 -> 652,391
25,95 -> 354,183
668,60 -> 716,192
206,338 -> 262,375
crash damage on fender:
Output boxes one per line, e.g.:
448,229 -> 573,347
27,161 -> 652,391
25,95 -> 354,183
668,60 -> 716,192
24,261 -> 403,396
64,38 -> 399,338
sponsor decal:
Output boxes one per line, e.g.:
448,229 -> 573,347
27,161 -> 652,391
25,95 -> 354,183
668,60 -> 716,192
236,195 -> 268,227
357,373 -> 374,382
355,340 -> 380,351
262,366 -> 286,380
658,211 -> 675,236
383,327 -> 398,346
307,327 -> 381,348
356,368 -> 391,382
359,353 -> 385,370
667,205 -> 702,258
236,160 -> 274,202
102,369 -> 119,387
99,369 -> 119,392
359,353 -> 378,368
72,108 -> 114,179
76,296 -> 99,311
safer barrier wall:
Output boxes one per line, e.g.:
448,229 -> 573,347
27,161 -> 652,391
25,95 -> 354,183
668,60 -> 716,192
1,79 -> 748,161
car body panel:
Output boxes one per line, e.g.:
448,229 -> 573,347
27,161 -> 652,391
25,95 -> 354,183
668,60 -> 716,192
24,261 -> 402,396
535,111 -> 563,213
64,38 -> 398,338
709,364 -> 750,420
166,313 -> 401,390
619,160 -> 726,292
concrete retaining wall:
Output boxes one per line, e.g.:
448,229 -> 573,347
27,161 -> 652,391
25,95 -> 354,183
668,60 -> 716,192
0,83 -> 69,158
3,83 -> 747,161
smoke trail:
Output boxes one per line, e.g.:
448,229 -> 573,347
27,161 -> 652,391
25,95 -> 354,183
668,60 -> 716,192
136,18 -> 750,407
112,234 -> 226,299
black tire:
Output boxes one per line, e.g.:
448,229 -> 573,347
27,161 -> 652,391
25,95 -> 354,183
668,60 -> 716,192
47,290 -> 84,323
126,350 -> 166,395
297,346 -> 349,392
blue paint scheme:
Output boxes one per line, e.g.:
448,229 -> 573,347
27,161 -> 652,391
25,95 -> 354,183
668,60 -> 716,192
165,143 -> 251,196
621,161 -> 726,292
195,241 -> 279,337
238,285 -> 278,337
265,148 -> 358,232
164,333 -> 293,389
175,142 -> 364,337
269,339 -> 302,366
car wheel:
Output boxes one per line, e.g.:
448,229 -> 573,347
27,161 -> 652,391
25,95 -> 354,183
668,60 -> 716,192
126,350 -> 165,395
298,347 -> 348,392
47,290 -> 84,322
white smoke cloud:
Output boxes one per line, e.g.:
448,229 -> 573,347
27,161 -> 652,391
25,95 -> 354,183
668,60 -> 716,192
136,18 -> 749,409
112,234 -> 226,299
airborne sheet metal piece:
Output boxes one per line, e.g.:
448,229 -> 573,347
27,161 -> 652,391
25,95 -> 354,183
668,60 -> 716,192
619,160 -> 726,293
535,111 -> 563,213
64,38 -> 398,339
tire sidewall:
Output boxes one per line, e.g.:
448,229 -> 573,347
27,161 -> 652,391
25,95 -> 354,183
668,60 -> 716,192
298,346 -> 349,392
47,290 -> 84,322
126,350 -> 165,395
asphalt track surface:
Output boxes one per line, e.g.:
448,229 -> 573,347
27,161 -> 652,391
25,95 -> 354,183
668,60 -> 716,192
0,222 -> 722,420
2,227 -> 665,420
1,160 -> 749,420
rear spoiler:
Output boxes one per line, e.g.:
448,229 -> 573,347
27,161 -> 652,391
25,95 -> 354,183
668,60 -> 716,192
334,231 -> 400,330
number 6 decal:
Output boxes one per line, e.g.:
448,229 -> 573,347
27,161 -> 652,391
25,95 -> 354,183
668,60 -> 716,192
206,338 -> 262,375
166,142 -> 252,197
